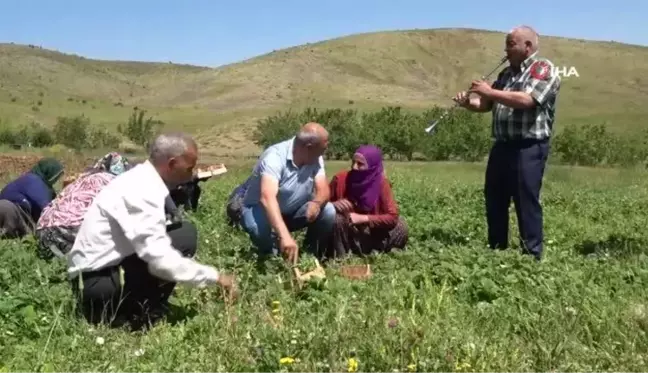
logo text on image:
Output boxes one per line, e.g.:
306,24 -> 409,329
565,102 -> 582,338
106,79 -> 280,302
553,66 -> 579,78
530,61 -> 579,80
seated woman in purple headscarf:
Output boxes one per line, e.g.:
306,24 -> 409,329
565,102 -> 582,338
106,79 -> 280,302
325,145 -> 408,259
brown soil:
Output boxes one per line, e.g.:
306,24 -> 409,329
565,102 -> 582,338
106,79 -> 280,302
0,153 -> 220,181
0,154 -> 102,180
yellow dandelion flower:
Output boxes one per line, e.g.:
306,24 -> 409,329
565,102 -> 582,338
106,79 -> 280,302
279,357 -> 295,365
272,308 -> 280,314
455,361 -> 471,372
272,300 -> 280,308
347,357 -> 358,372
407,363 -> 416,372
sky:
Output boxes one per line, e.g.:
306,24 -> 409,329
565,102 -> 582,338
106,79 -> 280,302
1,0 -> 646,67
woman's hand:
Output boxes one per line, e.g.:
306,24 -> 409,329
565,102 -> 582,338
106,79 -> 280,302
349,212 -> 369,225
333,199 -> 354,213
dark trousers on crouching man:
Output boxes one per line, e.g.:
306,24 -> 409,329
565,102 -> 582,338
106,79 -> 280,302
70,221 -> 198,329
484,139 -> 549,260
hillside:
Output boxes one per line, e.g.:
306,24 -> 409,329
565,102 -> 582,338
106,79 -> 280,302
1,28 -> 647,156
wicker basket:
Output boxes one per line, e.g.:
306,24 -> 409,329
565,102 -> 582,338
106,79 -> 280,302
195,164 -> 227,180
340,264 -> 372,280
293,258 -> 326,287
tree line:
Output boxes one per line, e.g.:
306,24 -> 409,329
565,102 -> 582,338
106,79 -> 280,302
0,108 -> 163,153
1,104 -> 646,168
253,106 -> 648,168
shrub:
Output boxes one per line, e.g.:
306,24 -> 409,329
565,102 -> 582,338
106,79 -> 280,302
419,107 -> 490,162
0,127 -> 17,145
253,105 -> 489,162
87,127 -> 122,149
358,107 -> 418,160
252,106 -> 648,168
13,125 -> 31,145
253,107 -> 370,160
117,108 -> 164,149
53,115 -> 89,151
29,123 -> 54,147
552,123 -> 648,167
252,109 -> 303,150
0,122 -> 53,147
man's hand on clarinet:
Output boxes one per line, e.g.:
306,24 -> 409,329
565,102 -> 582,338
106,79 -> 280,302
453,91 -> 471,107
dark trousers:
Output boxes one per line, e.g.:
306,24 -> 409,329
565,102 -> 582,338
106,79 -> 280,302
71,221 -> 198,327
484,139 -> 549,260
169,180 -> 202,212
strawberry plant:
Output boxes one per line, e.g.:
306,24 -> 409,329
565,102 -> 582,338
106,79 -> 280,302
2,160 -> 648,371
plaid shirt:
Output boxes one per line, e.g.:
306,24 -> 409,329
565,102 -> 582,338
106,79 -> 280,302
490,52 -> 561,142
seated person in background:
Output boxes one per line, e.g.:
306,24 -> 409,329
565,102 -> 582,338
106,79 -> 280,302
66,133 -> 236,330
35,152 -> 131,260
239,122 -> 335,263
0,157 -> 64,239
326,145 -> 408,259
164,191 -> 186,229
168,163 -> 228,213
225,175 -> 251,228
169,175 -> 202,212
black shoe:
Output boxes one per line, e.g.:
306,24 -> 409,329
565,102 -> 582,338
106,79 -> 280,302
129,302 -> 171,332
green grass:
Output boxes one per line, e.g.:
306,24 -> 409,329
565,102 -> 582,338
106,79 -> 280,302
1,27 -> 648,156
3,161 -> 648,371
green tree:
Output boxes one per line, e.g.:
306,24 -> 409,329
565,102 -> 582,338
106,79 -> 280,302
118,108 -> 164,149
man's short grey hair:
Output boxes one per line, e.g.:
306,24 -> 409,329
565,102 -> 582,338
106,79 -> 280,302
510,25 -> 539,49
148,132 -> 197,162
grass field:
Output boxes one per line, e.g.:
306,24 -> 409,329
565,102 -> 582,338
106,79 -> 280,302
3,160 -> 648,371
2,28 -> 648,156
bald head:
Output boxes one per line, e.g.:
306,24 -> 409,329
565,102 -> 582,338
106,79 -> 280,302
505,25 -> 539,67
293,122 -> 329,166
295,122 -> 329,146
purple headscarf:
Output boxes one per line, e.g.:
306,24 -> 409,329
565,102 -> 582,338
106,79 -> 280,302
345,145 -> 384,212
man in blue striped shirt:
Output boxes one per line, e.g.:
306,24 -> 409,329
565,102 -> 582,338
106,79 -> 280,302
453,25 -> 561,260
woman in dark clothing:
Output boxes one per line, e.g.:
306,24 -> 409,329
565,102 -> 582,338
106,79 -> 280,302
325,145 -> 408,259
0,157 -> 64,238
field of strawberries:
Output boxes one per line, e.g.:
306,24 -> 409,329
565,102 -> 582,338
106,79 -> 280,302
3,161 -> 648,371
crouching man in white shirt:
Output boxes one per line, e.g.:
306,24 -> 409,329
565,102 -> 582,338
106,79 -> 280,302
67,132 -> 235,330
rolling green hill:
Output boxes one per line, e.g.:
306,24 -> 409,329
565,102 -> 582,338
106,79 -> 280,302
1,28 -> 647,156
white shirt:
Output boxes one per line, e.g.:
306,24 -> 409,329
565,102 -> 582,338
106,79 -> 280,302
67,160 -> 220,287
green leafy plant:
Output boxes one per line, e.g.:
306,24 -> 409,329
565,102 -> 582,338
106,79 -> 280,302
117,108 -> 164,149
53,115 -> 89,151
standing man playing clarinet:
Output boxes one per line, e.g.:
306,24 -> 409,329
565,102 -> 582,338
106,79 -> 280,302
453,25 -> 562,261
